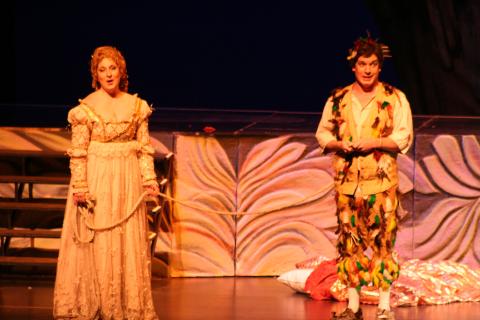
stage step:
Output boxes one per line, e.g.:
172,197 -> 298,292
0,228 -> 61,238
0,200 -> 66,211
0,256 -> 57,266
0,175 -> 70,184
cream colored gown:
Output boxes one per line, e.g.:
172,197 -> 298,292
53,95 -> 159,319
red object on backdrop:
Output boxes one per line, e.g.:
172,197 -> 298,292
203,126 -> 216,133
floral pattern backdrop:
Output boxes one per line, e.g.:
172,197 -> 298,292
405,135 -> 480,266
0,127 -> 478,276
167,133 -> 480,276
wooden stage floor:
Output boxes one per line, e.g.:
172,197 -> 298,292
1,277 -> 479,320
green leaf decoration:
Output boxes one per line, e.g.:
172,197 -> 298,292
381,101 -> 389,109
368,194 -> 376,207
375,215 -> 380,226
356,261 -> 363,271
332,104 -> 339,112
350,215 -> 356,227
380,261 -> 385,273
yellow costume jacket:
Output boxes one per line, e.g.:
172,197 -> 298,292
316,83 -> 413,196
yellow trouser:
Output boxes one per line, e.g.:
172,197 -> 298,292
335,186 -> 400,290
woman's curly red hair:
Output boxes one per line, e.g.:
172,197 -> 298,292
90,46 -> 129,92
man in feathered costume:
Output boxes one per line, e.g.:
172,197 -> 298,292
316,36 -> 413,320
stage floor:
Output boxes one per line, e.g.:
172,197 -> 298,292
1,277 -> 479,320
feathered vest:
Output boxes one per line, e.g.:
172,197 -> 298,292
330,83 -> 400,196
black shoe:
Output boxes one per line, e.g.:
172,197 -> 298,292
331,308 -> 363,320
376,308 -> 395,320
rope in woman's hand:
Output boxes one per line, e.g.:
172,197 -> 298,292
73,191 -> 160,243
72,185 -> 332,244
153,184 -> 332,216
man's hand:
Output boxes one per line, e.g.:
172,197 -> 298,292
325,140 -> 354,154
352,138 -> 379,153
352,138 -> 380,153
341,141 -> 354,154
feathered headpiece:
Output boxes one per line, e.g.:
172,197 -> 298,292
346,33 -> 391,62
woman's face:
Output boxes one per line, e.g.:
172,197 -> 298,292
96,57 -> 121,95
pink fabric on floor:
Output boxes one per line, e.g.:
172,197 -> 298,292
302,257 -> 480,307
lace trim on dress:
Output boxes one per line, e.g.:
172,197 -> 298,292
67,149 -> 88,158
88,140 -> 141,158
78,94 -> 142,143
78,93 -> 140,123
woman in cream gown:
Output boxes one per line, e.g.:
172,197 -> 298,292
53,46 -> 159,319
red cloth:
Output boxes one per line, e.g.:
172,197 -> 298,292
304,259 -> 338,300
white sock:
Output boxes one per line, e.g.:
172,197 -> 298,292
347,287 -> 360,312
378,287 -> 391,311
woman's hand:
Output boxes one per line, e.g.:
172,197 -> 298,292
144,184 -> 160,197
73,192 -> 88,207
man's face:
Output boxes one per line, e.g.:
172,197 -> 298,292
352,54 -> 381,91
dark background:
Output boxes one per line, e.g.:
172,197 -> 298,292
4,1 -> 480,116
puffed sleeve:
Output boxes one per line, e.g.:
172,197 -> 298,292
388,90 -> 414,154
315,97 -> 337,154
67,106 -> 91,193
136,100 -> 158,187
